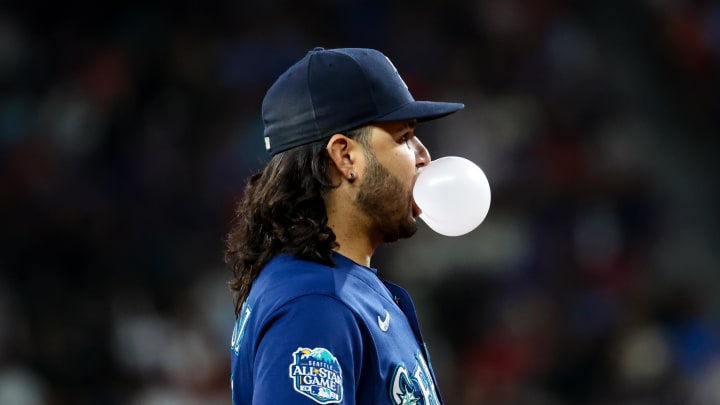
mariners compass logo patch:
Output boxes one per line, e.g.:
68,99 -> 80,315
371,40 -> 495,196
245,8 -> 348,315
289,347 -> 343,404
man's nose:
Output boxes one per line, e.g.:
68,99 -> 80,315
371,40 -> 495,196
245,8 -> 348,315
413,137 -> 430,168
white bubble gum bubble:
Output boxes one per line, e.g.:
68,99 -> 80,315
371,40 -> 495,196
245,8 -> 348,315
413,156 -> 491,236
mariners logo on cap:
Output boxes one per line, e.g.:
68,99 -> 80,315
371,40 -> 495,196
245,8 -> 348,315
384,56 -> 408,90
289,347 -> 343,404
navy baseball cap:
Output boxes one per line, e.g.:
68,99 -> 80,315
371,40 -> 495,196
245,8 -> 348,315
262,47 -> 464,155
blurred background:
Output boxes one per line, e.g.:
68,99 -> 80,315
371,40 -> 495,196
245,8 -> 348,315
0,0 -> 719,404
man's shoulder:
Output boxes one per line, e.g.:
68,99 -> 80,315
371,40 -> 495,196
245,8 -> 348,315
251,255 -> 345,305
247,253 -> 382,322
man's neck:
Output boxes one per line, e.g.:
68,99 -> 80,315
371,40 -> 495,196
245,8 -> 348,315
330,226 -> 376,268
324,180 -> 380,268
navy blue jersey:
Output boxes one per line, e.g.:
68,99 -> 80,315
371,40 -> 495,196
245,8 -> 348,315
230,252 -> 443,405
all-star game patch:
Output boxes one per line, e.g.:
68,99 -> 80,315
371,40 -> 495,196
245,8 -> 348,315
288,347 -> 343,404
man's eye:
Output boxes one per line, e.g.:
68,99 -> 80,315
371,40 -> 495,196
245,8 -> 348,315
399,135 -> 409,143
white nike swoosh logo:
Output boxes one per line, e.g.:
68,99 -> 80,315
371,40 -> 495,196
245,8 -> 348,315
378,310 -> 390,332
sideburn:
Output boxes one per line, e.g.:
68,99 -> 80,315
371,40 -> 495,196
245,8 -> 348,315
354,150 -> 418,242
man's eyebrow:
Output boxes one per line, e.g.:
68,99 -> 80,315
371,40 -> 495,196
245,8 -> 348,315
399,120 -> 416,133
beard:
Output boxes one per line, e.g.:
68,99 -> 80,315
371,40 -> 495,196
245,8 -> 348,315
355,152 -> 418,243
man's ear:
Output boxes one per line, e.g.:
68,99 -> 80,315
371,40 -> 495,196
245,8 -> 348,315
326,134 -> 360,183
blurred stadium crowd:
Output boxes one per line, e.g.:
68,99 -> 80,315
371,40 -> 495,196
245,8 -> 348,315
1,1 -> 719,404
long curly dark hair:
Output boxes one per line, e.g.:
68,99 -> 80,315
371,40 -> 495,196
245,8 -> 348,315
226,127 -> 371,316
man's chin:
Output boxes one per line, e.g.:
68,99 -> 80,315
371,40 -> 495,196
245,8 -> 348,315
382,220 -> 418,243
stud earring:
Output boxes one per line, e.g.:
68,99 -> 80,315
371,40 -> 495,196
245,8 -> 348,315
349,172 -> 355,183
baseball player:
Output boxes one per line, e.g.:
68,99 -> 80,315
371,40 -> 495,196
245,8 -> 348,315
226,47 -> 464,404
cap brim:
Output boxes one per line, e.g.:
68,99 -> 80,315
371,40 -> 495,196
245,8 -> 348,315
374,101 -> 464,123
